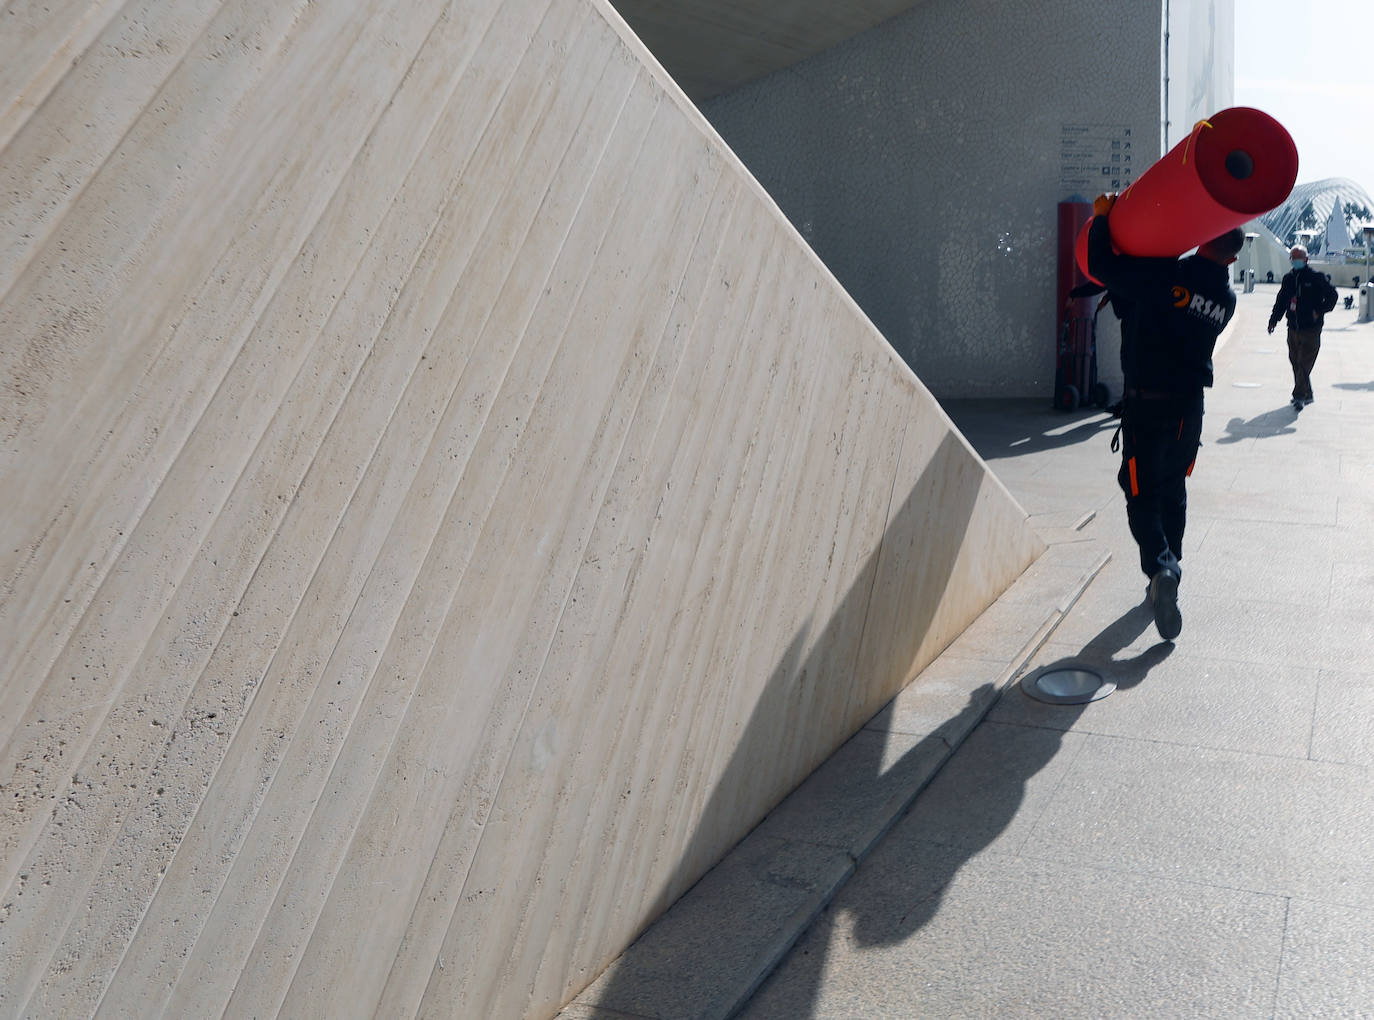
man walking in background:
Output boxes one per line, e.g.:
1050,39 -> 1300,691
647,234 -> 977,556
1268,244 -> 1338,410
1087,193 -> 1241,641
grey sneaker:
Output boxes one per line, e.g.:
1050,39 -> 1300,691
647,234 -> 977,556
1149,569 -> 1182,641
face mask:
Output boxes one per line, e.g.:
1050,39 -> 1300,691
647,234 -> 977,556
1291,259 -> 1306,270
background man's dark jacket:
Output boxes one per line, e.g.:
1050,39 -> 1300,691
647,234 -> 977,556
1268,265 -> 1338,331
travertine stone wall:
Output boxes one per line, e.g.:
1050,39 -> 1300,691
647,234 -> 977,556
0,1 -> 1041,1016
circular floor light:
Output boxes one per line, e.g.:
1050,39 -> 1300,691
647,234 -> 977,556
1020,666 -> 1115,704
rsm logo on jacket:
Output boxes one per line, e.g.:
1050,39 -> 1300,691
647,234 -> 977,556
1171,285 -> 1228,326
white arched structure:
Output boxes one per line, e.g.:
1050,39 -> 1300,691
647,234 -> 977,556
1261,177 -> 1374,248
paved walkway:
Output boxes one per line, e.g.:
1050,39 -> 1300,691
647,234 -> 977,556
566,286 -> 1374,1019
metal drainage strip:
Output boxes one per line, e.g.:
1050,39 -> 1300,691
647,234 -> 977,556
1020,666 -> 1115,705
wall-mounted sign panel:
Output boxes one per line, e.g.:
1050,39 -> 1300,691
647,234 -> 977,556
1060,123 -> 1136,194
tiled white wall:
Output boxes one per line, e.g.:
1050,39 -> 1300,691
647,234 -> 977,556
0,0 -> 1042,1016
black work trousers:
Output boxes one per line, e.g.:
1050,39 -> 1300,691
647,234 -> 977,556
1116,395 -> 1204,579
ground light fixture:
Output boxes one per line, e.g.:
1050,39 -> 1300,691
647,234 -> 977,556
1019,665 -> 1115,704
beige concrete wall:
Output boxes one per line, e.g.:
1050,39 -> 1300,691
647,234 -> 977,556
0,1 -> 1042,1016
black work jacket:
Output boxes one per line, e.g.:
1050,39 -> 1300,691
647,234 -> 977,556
1087,216 -> 1236,397
1268,265 -> 1337,331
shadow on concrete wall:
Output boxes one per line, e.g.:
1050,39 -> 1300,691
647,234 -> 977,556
580,430 -> 1013,1017
709,430 -> 982,851
735,605 -> 1173,1016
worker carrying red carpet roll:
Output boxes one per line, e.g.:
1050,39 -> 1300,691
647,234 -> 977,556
1076,106 -> 1299,283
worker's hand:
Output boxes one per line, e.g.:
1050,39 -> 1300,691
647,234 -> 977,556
1092,192 -> 1117,217
1267,323 -> 1275,334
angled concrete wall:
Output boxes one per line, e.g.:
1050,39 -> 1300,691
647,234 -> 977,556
0,0 -> 1041,1016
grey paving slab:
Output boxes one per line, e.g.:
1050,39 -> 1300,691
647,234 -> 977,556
994,535 -> 1107,604
894,720 -> 1093,858
568,832 -> 855,1020
1067,541 -> 1162,598
1311,668 -> 1374,767
1331,557 -> 1374,611
1186,517 -> 1339,608
1317,602 -> 1374,673
942,596 -> 1057,661
558,1004 -> 644,1019
1043,589 -> 1324,669
996,477 -> 1113,518
1193,478 -> 1340,527
863,655 -> 1008,738
1337,491 -> 1374,531
752,723 -> 977,860
1338,455 -> 1374,494
1326,389 -> 1374,410
1022,734 -> 1374,907
994,639 -> 1320,759
1249,512 -> 1374,562
1275,897 -> 1374,1019
1023,506 -> 1097,533
1211,442 -> 1343,478
741,847 -> 1287,1019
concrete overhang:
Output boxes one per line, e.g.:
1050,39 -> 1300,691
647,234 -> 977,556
610,0 -> 934,101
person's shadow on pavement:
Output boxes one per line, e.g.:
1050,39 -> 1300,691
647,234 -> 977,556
1216,405 -> 1299,443
945,404 -> 1119,461
738,604 -> 1173,1017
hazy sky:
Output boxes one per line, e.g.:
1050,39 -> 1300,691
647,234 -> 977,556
1234,0 -> 1374,194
